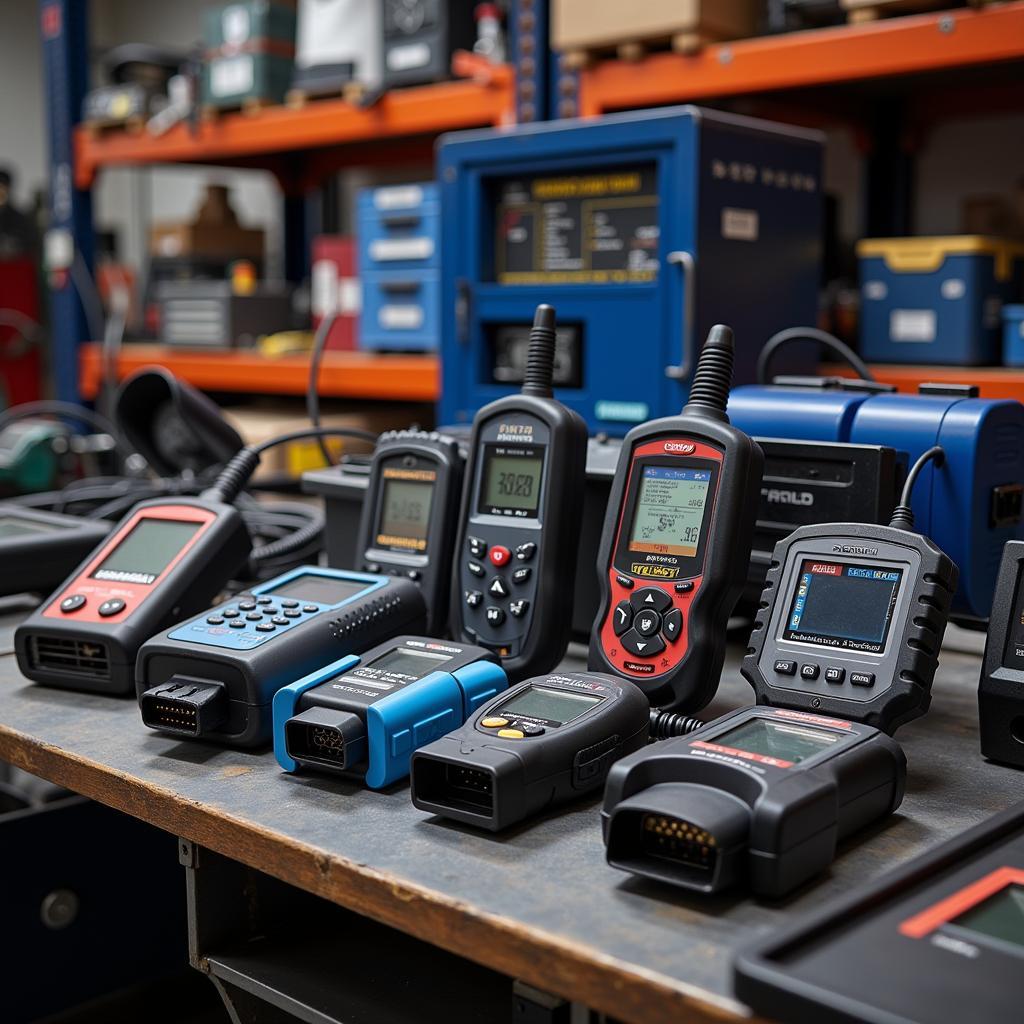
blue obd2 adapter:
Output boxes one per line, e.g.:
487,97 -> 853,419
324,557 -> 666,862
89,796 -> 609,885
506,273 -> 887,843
273,636 -> 508,789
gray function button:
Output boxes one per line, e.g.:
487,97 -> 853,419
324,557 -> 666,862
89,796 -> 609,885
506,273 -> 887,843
206,616 -> 225,625
773,659 -> 797,676
488,577 -> 509,599
280,599 -> 299,609
468,536 -> 487,558
255,623 -> 276,633
824,667 -> 846,684
239,600 -> 257,611
850,671 -> 875,687
485,606 -> 506,626
221,608 -> 239,618
302,605 -> 318,614
283,609 -> 302,618
229,620 -> 246,629
271,617 -> 289,626
674,581 -> 694,594
465,590 -> 483,609
519,723 -> 544,736
98,598 -> 125,617
509,600 -> 529,618
634,610 -> 661,637
615,574 -> 634,589
515,543 -> 536,561
245,613 -> 263,622
512,566 -> 532,584
467,561 -> 485,577
256,597 -> 273,605
800,663 -> 820,680
59,594 -> 87,613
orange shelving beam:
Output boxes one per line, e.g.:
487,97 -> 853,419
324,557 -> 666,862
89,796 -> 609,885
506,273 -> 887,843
823,363 -> 1024,401
577,3 -> 1024,116
79,343 -> 440,403
74,59 -> 514,188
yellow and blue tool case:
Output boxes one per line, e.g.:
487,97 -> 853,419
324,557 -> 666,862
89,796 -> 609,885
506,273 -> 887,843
358,183 -> 440,351
858,235 -> 1024,366
202,1 -> 297,110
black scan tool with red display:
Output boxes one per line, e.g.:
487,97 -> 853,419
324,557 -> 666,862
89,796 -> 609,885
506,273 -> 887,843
588,324 -> 764,711
15,497 -> 251,695
450,304 -> 588,680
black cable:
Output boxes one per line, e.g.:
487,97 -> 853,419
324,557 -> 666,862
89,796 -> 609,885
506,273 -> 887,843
757,326 -> 876,386
204,425 -> 381,505
306,311 -> 338,465
889,445 -> 945,532
649,709 -> 705,740
0,400 -> 135,466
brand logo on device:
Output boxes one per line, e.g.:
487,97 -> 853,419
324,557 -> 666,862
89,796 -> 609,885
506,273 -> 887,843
832,543 -> 878,556
631,563 -> 679,579
763,488 -> 814,506
94,569 -> 156,585
664,442 -> 695,454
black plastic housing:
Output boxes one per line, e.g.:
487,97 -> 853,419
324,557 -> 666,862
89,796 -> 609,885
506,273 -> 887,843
979,539 -> 1024,767
450,391 -> 589,681
355,429 -> 465,636
601,705 -> 907,897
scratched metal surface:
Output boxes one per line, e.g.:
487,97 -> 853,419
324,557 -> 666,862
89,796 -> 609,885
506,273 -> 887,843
0,620 -> 1009,1018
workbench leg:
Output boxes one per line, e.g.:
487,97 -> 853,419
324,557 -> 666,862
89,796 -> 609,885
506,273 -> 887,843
209,978 -> 297,1024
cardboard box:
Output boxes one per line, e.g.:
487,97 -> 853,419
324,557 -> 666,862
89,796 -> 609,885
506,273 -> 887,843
551,0 -> 758,50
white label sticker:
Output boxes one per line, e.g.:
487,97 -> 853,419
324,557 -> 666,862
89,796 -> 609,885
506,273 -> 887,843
339,277 -> 361,314
386,42 -> 431,71
210,55 -> 253,97
379,304 -> 424,330
863,280 -> 888,301
721,208 -> 759,242
369,237 -> 434,262
890,309 -> 936,343
941,277 -> 966,300
311,260 -> 338,317
373,185 -> 425,210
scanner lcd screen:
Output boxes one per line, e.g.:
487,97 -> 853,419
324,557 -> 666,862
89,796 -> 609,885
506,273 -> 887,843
782,559 -> 903,654
713,717 -> 841,765
267,575 -> 367,605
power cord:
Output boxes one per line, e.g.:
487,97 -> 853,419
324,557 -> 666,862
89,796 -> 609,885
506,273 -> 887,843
757,326 -> 876,386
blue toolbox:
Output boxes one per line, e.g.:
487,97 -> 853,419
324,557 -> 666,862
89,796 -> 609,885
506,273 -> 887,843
358,183 -> 440,351
438,106 -> 823,435
1003,304 -> 1024,366
858,236 -> 1024,366
729,382 -> 1024,620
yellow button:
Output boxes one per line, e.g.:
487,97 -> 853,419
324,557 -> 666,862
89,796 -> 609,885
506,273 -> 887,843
498,728 -> 525,739
481,716 -> 508,728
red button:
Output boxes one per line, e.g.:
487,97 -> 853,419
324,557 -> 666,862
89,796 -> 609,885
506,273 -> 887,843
489,545 -> 511,567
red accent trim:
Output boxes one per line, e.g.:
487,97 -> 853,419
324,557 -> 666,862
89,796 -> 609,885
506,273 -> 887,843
597,438 -> 723,680
692,740 -> 795,769
41,4 -> 61,39
770,708 -> 853,730
206,39 -> 296,61
43,505 -> 218,624
899,867 -> 1024,939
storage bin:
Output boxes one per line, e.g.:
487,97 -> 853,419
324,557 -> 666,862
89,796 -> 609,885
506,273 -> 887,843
1003,304 -> 1024,367
358,183 -> 440,273
360,269 -> 439,351
858,235 -> 1024,366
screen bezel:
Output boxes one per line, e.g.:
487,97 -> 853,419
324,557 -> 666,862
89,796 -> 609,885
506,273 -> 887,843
475,442 -> 547,519
493,684 -> 604,727
265,574 -> 369,605
614,455 -> 720,578
90,518 -> 204,585
779,558 -> 904,656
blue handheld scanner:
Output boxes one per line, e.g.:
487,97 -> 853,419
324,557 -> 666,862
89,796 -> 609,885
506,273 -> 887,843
729,382 -> 1024,619
273,636 -> 507,788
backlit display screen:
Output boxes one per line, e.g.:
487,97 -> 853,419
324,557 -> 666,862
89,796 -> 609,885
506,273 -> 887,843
477,444 -> 545,517
628,466 -> 712,559
497,685 -> 602,725
92,519 -> 202,584
267,574 -> 367,606
951,883 -> 1024,952
376,469 -> 435,552
713,717 -> 841,765
783,559 -> 904,654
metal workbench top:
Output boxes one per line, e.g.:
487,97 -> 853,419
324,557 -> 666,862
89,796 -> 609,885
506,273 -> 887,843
0,608 -> 1008,1024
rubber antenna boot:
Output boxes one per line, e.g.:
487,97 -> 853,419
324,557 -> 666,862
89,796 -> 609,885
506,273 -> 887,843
682,324 -> 735,423
521,303 -> 557,399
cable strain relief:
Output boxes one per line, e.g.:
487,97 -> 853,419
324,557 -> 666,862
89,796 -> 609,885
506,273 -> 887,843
520,303 -> 556,399
888,503 -> 915,532
649,709 -> 705,740
682,324 -> 734,422
202,447 -> 260,505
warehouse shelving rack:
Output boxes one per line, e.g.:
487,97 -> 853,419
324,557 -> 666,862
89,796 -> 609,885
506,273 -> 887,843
40,0 -> 1024,403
